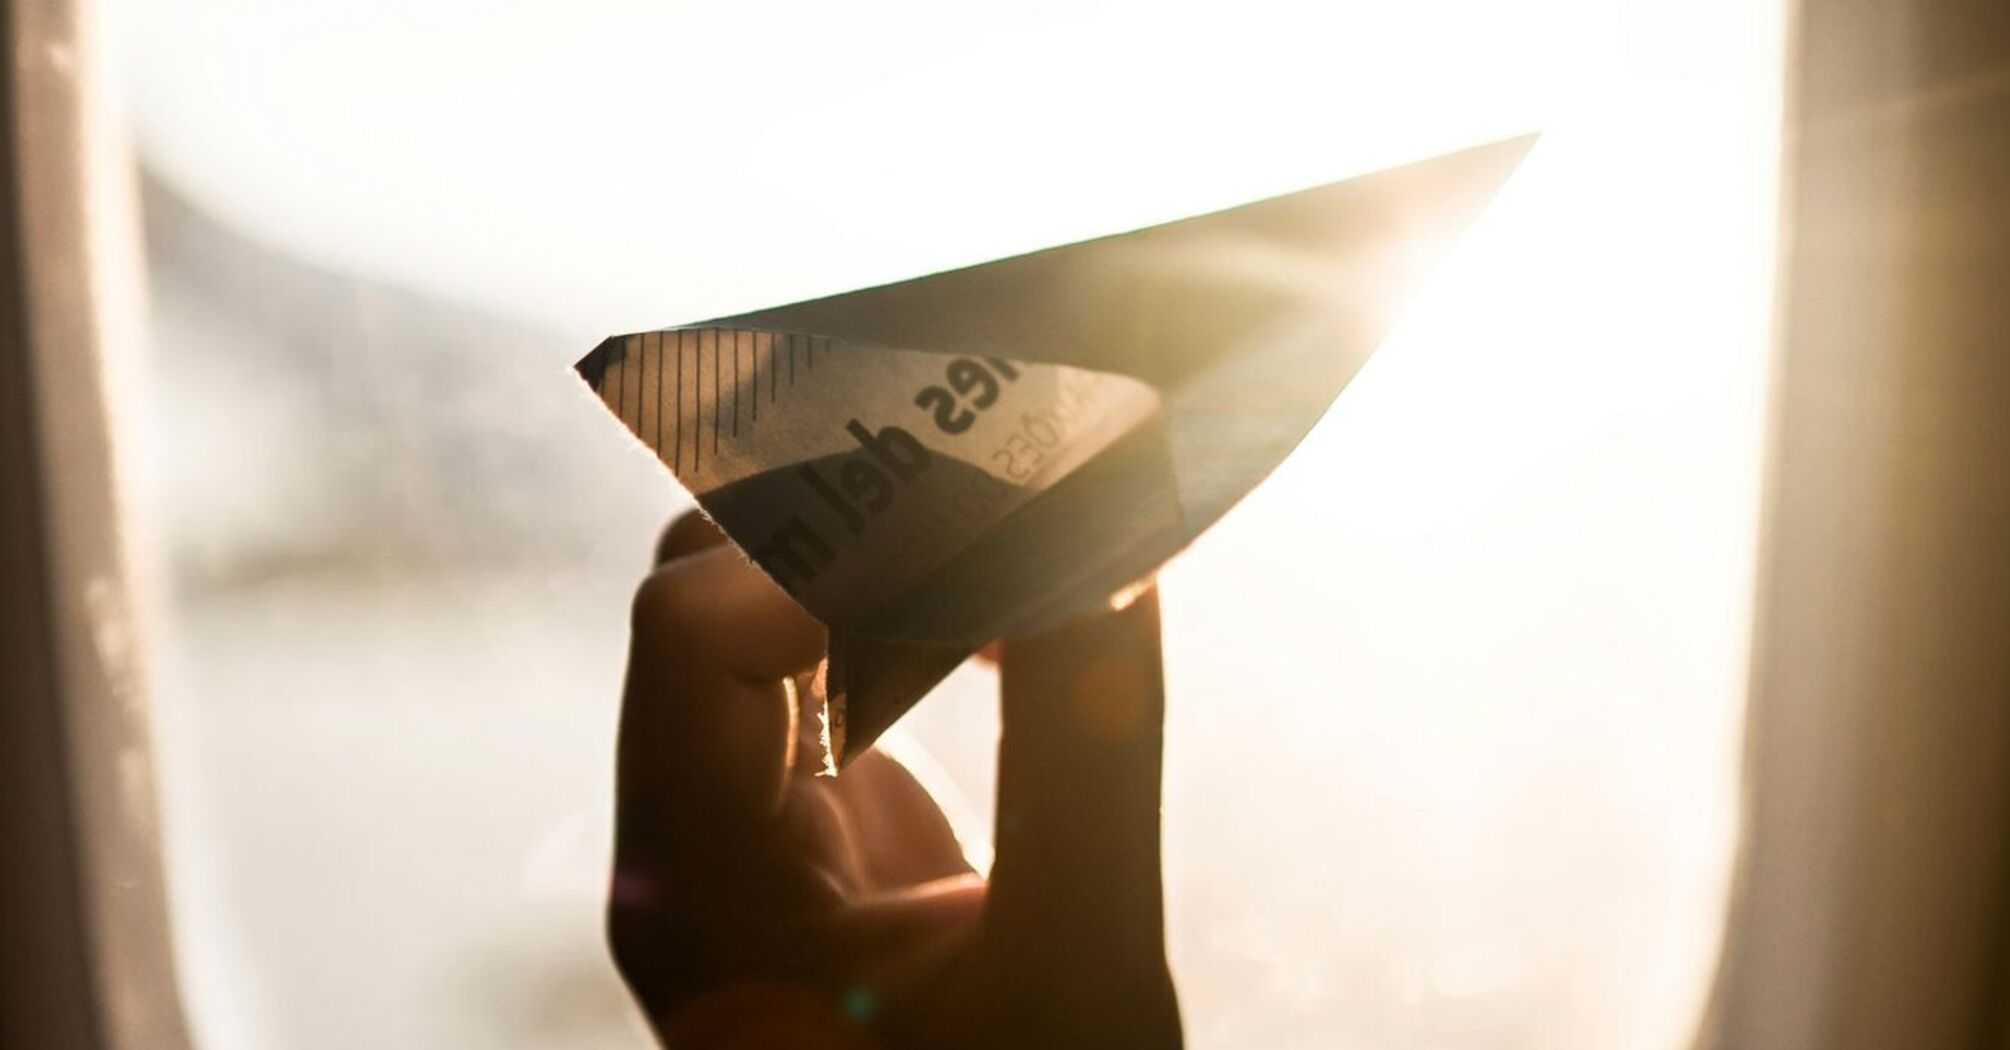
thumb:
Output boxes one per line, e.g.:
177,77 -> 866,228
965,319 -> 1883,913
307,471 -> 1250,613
981,586 -> 1179,1040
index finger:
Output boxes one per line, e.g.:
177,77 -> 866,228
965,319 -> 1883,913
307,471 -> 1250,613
612,541 -> 826,889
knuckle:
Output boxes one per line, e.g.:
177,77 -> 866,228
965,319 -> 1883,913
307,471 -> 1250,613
655,509 -> 725,564
630,565 -> 703,637
605,893 -> 665,985
604,907 -> 646,980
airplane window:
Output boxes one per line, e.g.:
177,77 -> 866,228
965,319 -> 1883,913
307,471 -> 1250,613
105,1 -> 1783,1047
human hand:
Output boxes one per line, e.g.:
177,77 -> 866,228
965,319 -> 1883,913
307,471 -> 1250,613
607,512 -> 1181,1049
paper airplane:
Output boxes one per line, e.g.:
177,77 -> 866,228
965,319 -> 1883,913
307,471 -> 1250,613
577,135 -> 1533,763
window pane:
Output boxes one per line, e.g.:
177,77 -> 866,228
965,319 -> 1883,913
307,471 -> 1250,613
109,1 -> 1783,1047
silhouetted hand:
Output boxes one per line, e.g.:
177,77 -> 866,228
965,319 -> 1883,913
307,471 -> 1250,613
607,512 -> 1181,1049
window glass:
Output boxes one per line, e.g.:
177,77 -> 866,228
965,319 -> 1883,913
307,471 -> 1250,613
107,1 -> 1783,1047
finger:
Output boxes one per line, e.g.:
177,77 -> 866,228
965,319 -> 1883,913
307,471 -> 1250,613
982,587 -> 1176,1021
826,874 -> 986,1003
831,874 -> 987,971
832,750 -> 976,890
679,877 -> 981,1048
655,507 -> 728,566
613,545 -> 826,894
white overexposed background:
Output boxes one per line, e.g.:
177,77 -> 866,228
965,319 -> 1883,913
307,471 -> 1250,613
103,1 -> 1783,1047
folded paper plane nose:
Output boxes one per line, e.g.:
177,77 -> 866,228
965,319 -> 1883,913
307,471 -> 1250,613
576,134 -> 1534,763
